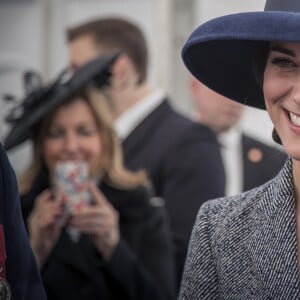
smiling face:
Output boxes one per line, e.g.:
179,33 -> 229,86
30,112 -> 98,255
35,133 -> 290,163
42,98 -> 102,177
264,42 -> 300,161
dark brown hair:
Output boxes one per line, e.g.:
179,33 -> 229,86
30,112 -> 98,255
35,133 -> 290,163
252,41 -> 282,145
67,17 -> 148,84
252,41 -> 269,90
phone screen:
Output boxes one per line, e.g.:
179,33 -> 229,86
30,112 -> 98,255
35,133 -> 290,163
54,161 -> 92,216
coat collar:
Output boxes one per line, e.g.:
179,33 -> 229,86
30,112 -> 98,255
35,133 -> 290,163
114,90 -> 165,140
122,98 -> 170,159
246,159 -> 300,297
260,158 -> 295,217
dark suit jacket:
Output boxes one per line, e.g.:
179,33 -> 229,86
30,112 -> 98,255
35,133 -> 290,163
179,159 -> 298,299
21,170 -> 176,300
242,134 -> 287,191
0,143 -> 46,299
122,99 -> 225,285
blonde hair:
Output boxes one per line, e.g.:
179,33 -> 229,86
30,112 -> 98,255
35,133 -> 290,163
18,88 -> 147,195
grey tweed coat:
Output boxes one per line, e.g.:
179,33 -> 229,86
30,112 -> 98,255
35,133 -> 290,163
179,158 -> 300,299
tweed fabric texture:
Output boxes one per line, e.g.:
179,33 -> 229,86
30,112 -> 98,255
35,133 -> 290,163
179,158 -> 300,299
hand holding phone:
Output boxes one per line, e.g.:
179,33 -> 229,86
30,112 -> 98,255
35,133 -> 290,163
54,161 -> 92,241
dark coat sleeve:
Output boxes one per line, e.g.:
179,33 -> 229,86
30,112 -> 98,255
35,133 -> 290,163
103,188 -> 176,300
0,143 -> 46,299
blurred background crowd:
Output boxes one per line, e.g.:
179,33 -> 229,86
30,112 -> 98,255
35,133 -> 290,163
0,0 -> 276,175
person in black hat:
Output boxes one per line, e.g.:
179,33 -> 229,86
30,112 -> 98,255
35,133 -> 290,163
4,55 -> 176,300
179,0 -> 300,298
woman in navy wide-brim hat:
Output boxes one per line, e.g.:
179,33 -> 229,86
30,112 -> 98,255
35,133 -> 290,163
179,0 -> 300,299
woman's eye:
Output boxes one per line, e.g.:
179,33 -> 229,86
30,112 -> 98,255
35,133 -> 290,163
78,127 -> 97,136
271,57 -> 295,69
46,129 -> 63,138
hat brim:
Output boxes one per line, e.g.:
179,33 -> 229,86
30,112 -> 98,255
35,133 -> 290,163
4,53 -> 119,151
182,11 -> 300,109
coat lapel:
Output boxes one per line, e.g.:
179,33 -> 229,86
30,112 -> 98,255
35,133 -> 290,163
246,159 -> 300,297
122,99 -> 170,161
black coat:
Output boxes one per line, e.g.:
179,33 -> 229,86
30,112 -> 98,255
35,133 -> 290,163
122,99 -> 225,285
21,171 -> 176,300
242,134 -> 287,191
0,143 -> 46,299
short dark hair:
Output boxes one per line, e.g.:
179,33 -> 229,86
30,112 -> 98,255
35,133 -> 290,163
67,17 -> 148,84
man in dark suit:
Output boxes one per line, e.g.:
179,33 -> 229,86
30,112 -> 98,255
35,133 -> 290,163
66,17 -> 225,289
189,77 -> 287,196
0,142 -> 46,299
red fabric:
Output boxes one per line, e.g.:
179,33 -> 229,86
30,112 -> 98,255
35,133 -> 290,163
0,225 -> 6,278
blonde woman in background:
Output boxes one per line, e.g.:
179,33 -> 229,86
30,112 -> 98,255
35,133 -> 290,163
4,56 -> 176,300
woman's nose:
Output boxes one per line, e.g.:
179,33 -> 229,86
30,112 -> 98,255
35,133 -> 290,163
64,134 -> 80,152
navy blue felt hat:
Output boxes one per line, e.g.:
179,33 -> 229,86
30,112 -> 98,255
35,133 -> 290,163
4,52 -> 119,150
182,0 -> 300,109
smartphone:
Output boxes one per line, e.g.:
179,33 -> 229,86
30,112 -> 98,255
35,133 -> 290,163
54,161 -> 92,216
54,161 -> 92,242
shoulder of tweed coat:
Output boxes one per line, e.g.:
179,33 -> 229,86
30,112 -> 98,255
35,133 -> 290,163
179,158 -> 300,300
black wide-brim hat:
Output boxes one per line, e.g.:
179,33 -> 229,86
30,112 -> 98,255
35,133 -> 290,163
182,0 -> 300,110
4,53 -> 119,151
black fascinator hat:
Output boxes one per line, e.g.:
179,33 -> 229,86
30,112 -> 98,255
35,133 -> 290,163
4,52 -> 119,151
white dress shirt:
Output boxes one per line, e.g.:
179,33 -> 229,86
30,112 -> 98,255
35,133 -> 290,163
114,89 -> 165,140
218,127 -> 243,196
